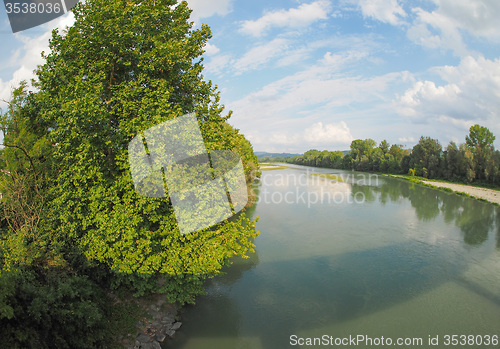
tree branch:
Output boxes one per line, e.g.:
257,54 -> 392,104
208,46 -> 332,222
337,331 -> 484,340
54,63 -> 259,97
1,143 -> 38,186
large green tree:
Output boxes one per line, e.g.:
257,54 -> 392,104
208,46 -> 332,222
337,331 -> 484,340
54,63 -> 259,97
466,124 -> 495,180
31,0 -> 258,303
350,139 -> 376,171
410,136 -> 442,178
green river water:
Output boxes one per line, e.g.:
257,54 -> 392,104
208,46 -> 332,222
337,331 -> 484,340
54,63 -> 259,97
164,165 -> 500,349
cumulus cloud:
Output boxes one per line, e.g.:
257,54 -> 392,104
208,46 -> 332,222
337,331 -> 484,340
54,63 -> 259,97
398,80 -> 463,119
357,0 -> 407,25
304,121 -> 353,144
397,55 -> 500,134
239,0 -> 331,37
246,121 -> 353,152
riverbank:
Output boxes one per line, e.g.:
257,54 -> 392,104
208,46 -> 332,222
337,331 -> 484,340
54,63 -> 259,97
116,294 -> 181,349
421,179 -> 500,205
392,175 -> 500,205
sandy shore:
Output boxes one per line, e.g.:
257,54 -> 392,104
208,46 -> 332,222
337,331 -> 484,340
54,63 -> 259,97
420,180 -> 500,205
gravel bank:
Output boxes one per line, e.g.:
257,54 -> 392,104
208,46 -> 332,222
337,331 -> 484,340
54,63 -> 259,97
420,180 -> 500,205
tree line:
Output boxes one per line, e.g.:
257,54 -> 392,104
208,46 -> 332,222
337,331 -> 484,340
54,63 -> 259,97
0,0 -> 259,347
285,125 -> 500,186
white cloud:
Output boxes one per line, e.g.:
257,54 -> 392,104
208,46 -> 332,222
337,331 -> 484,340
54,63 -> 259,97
397,55 -> 500,135
228,50 -> 407,151
407,0 -> 500,56
398,136 -> 416,143
204,38 -> 291,76
239,0 -> 332,37
0,13 -> 75,111
186,0 -> 233,22
304,121 -> 353,144
205,54 -> 232,75
407,7 -> 468,56
434,0 -> 500,40
357,0 -> 407,25
233,38 -> 290,73
230,50 -> 401,118
246,121 -> 353,152
203,42 -> 220,56
398,80 -> 463,118
205,32 -> 382,78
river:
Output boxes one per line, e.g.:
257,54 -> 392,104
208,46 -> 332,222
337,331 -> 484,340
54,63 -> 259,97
164,165 -> 500,349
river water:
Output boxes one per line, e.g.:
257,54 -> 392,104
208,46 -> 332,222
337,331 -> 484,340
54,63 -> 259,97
165,165 -> 500,349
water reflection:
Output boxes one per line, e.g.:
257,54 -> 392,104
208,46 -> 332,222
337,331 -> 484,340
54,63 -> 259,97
350,176 -> 497,247
496,207 -> 500,249
165,255 -> 258,347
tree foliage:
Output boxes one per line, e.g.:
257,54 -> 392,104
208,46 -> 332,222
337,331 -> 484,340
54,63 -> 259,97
286,127 -> 500,186
31,0 -> 259,302
0,0 -> 260,347
466,124 -> 496,180
0,269 -> 112,349
409,136 -> 442,178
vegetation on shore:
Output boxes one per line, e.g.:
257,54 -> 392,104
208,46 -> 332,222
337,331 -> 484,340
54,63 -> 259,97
285,125 -> 500,188
0,0 -> 259,347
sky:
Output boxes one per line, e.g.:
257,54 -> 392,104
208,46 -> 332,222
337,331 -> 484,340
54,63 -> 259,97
1,0 -> 500,153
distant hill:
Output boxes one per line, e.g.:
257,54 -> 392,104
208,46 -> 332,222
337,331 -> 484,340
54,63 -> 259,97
255,152 -> 302,159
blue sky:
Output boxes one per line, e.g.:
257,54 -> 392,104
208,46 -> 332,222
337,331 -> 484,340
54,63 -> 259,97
1,0 -> 500,153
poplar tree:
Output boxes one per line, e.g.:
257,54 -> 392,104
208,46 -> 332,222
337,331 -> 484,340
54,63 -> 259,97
34,0 -> 259,303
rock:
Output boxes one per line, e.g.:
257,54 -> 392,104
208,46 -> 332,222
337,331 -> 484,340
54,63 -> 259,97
136,333 -> 152,343
139,341 -> 161,349
161,315 -> 175,324
155,332 -> 167,342
171,322 -> 182,331
126,294 -> 179,348
150,321 -> 162,330
166,329 -> 176,338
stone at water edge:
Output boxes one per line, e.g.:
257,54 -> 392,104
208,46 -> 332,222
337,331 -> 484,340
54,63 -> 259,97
171,322 -> 182,331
